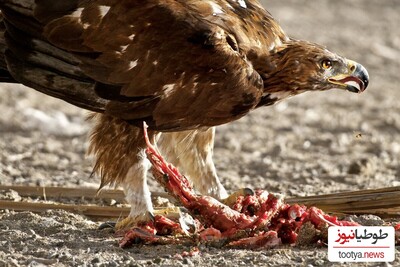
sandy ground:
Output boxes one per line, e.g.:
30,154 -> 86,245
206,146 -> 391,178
1,0 -> 399,266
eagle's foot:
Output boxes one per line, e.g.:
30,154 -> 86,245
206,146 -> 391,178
115,212 -> 155,233
221,187 -> 255,208
119,214 -> 190,248
116,207 -> 199,247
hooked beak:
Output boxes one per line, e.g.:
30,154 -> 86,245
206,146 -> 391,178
328,60 -> 369,93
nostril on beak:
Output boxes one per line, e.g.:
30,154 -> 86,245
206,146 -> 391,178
350,65 -> 356,72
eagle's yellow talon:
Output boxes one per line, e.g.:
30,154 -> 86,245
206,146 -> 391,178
222,187 -> 255,207
116,207 -> 182,232
115,214 -> 152,232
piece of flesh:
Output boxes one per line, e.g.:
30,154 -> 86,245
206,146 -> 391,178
120,123 -> 360,249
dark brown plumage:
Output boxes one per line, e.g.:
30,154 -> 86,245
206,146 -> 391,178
0,0 -> 369,228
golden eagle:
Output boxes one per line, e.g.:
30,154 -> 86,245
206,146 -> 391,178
0,0 -> 369,229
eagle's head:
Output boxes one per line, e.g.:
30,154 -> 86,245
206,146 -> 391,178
259,40 -> 369,103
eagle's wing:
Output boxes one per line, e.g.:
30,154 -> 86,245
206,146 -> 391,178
1,0 -> 287,131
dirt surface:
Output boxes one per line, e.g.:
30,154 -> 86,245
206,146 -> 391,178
1,0 -> 399,266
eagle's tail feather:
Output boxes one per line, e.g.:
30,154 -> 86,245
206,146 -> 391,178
0,11 -> 15,83
0,1 -> 107,112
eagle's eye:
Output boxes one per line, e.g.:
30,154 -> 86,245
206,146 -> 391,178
321,59 -> 333,70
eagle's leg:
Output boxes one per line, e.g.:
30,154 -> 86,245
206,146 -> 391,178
157,127 -> 228,200
116,153 -> 154,230
88,114 -> 155,231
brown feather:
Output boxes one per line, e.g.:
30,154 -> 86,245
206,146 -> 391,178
4,0 -> 282,131
88,113 -> 156,187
